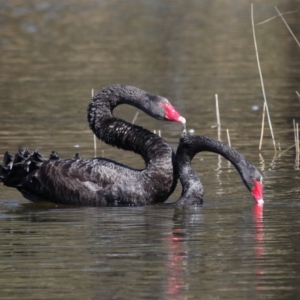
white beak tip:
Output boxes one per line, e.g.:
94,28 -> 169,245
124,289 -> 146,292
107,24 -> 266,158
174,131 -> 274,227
178,116 -> 186,124
256,199 -> 264,205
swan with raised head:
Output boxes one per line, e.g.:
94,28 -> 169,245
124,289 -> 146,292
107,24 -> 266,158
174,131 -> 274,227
0,84 -> 185,206
175,134 -> 263,205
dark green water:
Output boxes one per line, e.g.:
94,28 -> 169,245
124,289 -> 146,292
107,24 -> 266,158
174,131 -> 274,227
0,0 -> 300,299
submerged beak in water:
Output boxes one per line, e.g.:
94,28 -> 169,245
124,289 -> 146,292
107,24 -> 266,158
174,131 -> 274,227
251,179 -> 264,205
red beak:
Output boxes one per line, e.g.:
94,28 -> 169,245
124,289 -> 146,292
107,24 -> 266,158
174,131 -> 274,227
162,103 -> 186,124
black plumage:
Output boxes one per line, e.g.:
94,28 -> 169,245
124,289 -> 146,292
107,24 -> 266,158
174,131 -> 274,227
0,84 -> 185,206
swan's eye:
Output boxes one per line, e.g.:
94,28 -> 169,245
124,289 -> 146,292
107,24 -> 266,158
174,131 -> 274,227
256,176 -> 262,184
145,93 -> 159,102
252,175 -> 262,184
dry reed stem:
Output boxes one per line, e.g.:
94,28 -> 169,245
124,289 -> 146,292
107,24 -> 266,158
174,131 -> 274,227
226,129 -> 231,147
295,123 -> 300,170
296,123 -> 300,153
293,119 -> 299,153
259,153 -> 265,172
226,128 -> 232,167
293,119 -> 297,152
296,122 -> 300,168
293,119 -> 296,148
132,111 -> 139,124
251,4 -> 276,152
277,144 -> 295,159
259,102 -> 266,150
256,10 -> 297,26
296,154 -> 300,170
215,94 -> 221,141
275,6 -> 300,48
91,88 -> 97,157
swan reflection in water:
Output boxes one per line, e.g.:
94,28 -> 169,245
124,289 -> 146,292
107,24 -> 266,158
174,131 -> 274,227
253,204 -> 265,291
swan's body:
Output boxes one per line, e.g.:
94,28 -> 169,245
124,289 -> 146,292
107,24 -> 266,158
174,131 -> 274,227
0,85 -> 185,206
175,134 -> 263,205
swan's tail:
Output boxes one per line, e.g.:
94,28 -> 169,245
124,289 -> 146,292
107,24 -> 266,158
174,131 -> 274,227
0,147 -> 58,188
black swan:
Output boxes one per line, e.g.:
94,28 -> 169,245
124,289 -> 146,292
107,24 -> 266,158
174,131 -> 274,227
0,84 -> 186,206
175,134 -> 263,205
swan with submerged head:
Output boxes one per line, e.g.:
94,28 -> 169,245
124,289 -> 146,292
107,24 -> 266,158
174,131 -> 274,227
0,84 -> 186,206
175,133 -> 263,205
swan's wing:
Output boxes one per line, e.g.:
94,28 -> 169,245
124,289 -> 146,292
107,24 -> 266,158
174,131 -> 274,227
28,158 -> 141,205
1,150 -> 144,205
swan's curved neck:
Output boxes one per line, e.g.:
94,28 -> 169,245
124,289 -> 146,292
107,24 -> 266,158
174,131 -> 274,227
177,135 -> 247,174
176,135 -> 263,205
176,135 -> 250,204
87,85 -> 173,166
177,159 -> 204,205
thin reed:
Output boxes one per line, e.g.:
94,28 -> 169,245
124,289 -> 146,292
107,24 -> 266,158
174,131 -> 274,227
226,129 -> 231,147
275,6 -> 300,48
215,94 -> 221,141
256,9 -> 297,26
91,88 -> 97,157
132,111 -> 139,124
251,4 -> 276,152
294,119 -> 299,153
294,119 -> 300,168
297,123 -> 299,153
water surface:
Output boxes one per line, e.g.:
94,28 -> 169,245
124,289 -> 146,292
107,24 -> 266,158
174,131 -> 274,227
0,0 -> 300,299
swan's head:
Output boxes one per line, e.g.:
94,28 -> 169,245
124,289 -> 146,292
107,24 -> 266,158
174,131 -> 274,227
142,93 -> 186,124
